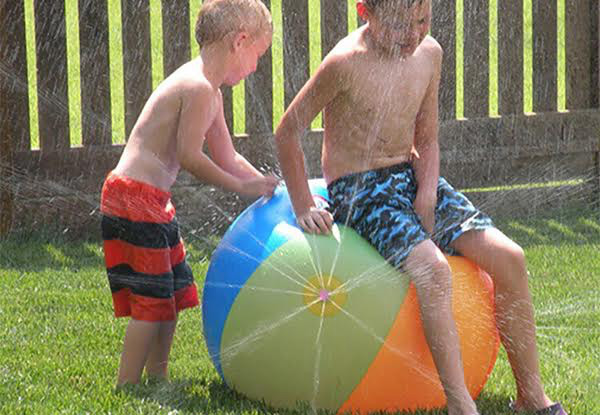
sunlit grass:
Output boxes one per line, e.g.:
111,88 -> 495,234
1,207 -> 598,414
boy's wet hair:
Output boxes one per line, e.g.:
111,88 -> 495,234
195,0 -> 272,46
363,0 -> 425,11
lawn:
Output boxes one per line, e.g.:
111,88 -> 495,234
0,207 -> 598,415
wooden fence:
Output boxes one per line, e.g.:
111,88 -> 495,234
1,0 -> 599,237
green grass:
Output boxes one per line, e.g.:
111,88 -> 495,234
22,0 -> 568,148
1,207 -> 598,415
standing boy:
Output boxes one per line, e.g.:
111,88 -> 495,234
101,0 -> 278,386
274,1 -> 567,414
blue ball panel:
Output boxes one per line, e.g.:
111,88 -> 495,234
202,180 -> 328,378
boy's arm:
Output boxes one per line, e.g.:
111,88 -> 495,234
274,55 -> 344,233
177,84 -> 276,197
413,45 -> 442,234
205,91 -> 268,180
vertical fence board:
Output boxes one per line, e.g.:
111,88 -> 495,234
0,1 -> 30,152
566,0 -> 594,109
432,0 -> 456,121
79,0 -> 112,146
463,0 -> 489,118
0,1 -> 30,233
320,0 -> 347,57
597,0 -> 600,209
532,0 -> 557,112
591,0 -> 599,108
222,86 -> 234,133
122,0 -> 152,137
162,0 -> 191,77
245,1 -> 273,134
498,0 -> 524,115
282,0 -> 310,107
35,1 -> 70,150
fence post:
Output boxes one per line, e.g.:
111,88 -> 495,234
596,0 -> 600,108
0,0 -> 12,234
320,0 -> 347,57
463,0 -> 489,118
1,1 -> 30,235
162,0 -> 191,77
532,1 -> 558,113
122,0 -> 152,137
0,126 -> 14,237
79,0 -> 112,146
431,0 -> 456,121
245,0 -> 273,134
35,1 -> 70,151
498,0 -> 524,115
282,0 -> 310,108
597,0 -> 600,210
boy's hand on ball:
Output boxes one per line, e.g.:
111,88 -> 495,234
297,208 -> 334,234
240,175 -> 279,198
261,175 -> 280,197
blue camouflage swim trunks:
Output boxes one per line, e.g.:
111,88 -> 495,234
327,162 -> 494,269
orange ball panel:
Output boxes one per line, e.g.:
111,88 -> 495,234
338,256 -> 500,414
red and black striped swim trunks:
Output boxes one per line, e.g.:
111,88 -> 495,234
100,172 -> 199,321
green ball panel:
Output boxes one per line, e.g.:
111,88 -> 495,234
220,224 -> 410,411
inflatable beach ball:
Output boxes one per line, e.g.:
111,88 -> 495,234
202,179 -> 500,414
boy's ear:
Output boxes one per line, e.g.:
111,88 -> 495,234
231,31 -> 249,51
357,1 -> 369,21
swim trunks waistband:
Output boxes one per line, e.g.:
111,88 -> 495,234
327,162 -> 413,190
101,171 -> 174,223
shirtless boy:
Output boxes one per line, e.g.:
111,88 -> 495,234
100,0 -> 278,386
274,1 -> 567,414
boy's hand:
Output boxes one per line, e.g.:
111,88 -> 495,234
239,175 -> 279,198
297,208 -> 334,234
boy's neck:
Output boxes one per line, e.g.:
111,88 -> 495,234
362,26 -> 410,60
199,44 -> 229,89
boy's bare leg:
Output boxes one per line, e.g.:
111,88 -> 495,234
117,319 -> 160,385
145,319 -> 177,380
405,240 -> 479,415
452,228 -> 554,411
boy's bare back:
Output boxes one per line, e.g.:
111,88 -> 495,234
114,58 -> 220,191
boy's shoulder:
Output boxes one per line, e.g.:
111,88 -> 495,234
419,35 -> 443,62
332,30 -> 442,63
162,58 -> 214,96
335,27 -> 370,58
422,35 -> 442,52
141,61 -> 217,122
320,28 -> 369,71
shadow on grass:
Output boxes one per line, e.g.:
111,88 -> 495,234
119,377 -> 515,415
488,204 -> 599,249
1,204 -> 597,271
0,229 -> 104,271
118,378 -> 290,414
0,229 -> 213,272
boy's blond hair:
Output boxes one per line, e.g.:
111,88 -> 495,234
195,0 -> 272,46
